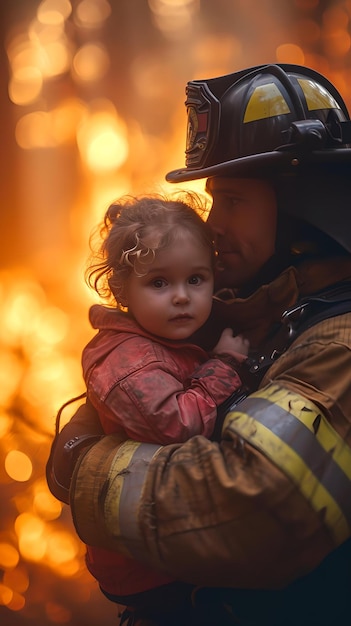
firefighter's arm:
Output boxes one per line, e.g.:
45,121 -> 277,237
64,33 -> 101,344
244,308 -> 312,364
69,383 -> 351,588
46,399 -> 106,504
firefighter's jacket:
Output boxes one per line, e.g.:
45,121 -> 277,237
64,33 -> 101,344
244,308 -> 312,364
70,256 -> 351,593
81,306 -> 244,596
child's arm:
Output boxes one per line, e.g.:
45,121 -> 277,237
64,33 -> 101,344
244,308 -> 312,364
98,356 -> 243,444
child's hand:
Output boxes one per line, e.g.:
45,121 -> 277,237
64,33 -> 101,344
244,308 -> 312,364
213,328 -> 249,361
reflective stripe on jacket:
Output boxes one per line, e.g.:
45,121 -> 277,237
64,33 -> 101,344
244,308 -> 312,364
224,384 -> 351,546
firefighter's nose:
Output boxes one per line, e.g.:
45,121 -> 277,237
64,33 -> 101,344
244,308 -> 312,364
207,200 -> 228,236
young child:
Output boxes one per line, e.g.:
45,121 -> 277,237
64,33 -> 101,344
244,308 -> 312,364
81,193 -> 249,609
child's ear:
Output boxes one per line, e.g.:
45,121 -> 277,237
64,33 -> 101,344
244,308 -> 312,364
109,275 -> 127,307
119,294 -> 128,308
118,286 -> 128,308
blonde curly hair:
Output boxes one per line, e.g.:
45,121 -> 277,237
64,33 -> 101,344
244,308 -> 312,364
86,192 -> 214,307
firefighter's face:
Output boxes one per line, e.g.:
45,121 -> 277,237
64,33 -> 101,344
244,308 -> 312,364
206,177 -> 277,289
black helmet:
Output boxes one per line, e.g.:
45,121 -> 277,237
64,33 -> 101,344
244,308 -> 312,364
166,64 -> 351,253
166,63 -> 351,181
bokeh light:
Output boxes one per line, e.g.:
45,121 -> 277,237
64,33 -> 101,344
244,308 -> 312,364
5,451 -> 33,482
74,0 -> 111,28
72,42 -> 110,82
76,102 -> 129,172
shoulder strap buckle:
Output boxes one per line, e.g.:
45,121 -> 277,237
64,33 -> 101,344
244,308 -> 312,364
281,302 -> 311,340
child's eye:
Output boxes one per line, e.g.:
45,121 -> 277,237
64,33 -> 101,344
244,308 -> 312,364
152,278 -> 166,288
188,275 -> 201,285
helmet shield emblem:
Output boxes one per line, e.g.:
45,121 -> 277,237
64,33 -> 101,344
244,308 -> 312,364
185,81 -> 220,169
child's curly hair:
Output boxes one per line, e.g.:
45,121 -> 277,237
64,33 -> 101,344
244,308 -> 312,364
86,192 -> 214,307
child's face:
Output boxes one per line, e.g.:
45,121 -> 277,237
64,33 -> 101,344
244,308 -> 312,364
124,232 -> 214,341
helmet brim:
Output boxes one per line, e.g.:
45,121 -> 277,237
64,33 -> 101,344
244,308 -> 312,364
166,148 -> 351,183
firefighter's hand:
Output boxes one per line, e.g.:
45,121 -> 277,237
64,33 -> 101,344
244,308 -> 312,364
46,400 -> 105,504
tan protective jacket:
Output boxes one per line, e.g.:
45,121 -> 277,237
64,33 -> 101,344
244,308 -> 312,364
70,257 -> 351,590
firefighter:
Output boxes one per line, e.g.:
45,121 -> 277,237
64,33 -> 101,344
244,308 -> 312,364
47,64 -> 351,626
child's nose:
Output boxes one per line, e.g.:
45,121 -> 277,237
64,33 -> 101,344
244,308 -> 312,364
172,286 -> 190,305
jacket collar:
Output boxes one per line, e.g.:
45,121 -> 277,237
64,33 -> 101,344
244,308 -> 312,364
209,256 -> 351,348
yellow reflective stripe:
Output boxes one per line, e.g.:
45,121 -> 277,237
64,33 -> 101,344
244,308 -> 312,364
104,440 -> 141,537
316,417 -> 351,480
298,78 -> 340,112
244,83 -> 290,123
104,440 -> 162,545
280,390 -> 351,480
245,385 -> 351,481
224,385 -> 351,545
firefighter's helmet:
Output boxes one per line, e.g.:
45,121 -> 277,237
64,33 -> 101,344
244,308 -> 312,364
166,64 -> 351,252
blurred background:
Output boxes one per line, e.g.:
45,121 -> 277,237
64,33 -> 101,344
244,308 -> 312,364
1,0 -> 351,624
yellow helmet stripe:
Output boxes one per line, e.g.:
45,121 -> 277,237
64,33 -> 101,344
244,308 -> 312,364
243,78 -> 340,124
223,384 -> 351,545
244,83 -> 290,123
298,78 -> 340,112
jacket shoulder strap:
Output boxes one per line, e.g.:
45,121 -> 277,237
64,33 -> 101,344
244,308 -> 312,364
245,280 -> 351,383
215,281 -> 351,434
281,279 -> 351,340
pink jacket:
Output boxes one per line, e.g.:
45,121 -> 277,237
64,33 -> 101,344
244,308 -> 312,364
82,305 -> 243,445
82,305 -> 243,596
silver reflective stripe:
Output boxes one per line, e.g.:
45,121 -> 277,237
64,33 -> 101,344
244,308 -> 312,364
104,441 -> 162,548
224,384 -> 351,545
